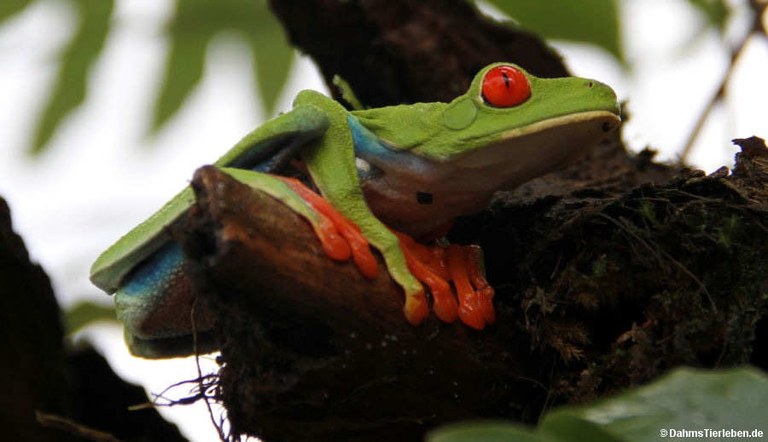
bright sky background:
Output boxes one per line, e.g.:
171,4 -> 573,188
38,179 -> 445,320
0,0 -> 765,440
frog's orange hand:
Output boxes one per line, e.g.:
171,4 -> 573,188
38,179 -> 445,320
394,233 -> 457,323
274,177 -> 430,325
396,234 -> 496,330
447,244 -> 495,329
466,245 -> 495,324
277,176 -> 378,279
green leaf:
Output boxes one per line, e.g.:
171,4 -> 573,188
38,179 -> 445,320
549,367 -> 768,441
31,0 -> 114,154
427,417 -> 622,442
152,0 -> 293,131
686,0 -> 729,32
484,0 -> 623,64
246,2 -> 294,116
64,301 -> 117,335
427,367 -> 768,442
0,0 -> 32,27
152,0 -> 214,131
539,413 -> 624,442
427,421 -> 546,442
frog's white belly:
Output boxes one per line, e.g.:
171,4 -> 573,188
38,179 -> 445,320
360,165 -> 497,236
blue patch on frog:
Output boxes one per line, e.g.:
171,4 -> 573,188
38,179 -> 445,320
119,241 -> 185,297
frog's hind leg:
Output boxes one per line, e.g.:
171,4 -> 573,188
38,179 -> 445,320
214,104 -> 330,174
447,244 -> 495,329
394,233 -> 496,330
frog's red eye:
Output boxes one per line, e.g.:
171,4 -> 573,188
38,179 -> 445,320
481,65 -> 531,108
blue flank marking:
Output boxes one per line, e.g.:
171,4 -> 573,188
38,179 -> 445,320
347,115 -> 394,159
347,115 -> 432,177
120,241 -> 184,297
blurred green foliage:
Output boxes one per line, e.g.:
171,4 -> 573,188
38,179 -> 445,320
5,0 -> 293,155
2,0 -> 730,154
32,0 -> 113,154
485,0 -> 624,63
153,0 -> 294,131
64,300 -> 118,335
428,367 -> 768,442
0,0 -> 33,26
484,0 -> 731,64
688,0 -> 730,31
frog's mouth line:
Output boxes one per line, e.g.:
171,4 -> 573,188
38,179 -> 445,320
452,110 -> 621,171
503,110 -> 621,138
356,110 -> 621,199
502,110 -> 621,139
357,110 -> 622,236
368,110 -> 618,175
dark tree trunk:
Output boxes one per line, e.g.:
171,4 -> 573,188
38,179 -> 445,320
269,0 -> 568,107
0,197 -> 187,441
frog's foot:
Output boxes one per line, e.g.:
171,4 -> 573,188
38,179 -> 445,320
394,233 -> 456,323
447,244 -> 495,329
395,233 -> 496,330
276,176 -> 378,279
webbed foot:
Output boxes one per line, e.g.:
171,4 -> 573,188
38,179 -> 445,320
395,233 -> 496,330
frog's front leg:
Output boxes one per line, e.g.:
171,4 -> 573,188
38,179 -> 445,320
293,90 -> 431,325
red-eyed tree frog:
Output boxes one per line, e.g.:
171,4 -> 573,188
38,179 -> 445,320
90,63 -> 620,357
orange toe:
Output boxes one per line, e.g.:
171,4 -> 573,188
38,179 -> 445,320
396,232 -> 458,323
466,245 -> 496,324
447,245 -> 486,330
396,232 -> 496,329
404,289 -> 430,325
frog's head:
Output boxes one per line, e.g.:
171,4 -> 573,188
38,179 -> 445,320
356,63 -> 620,184
416,63 -> 621,181
352,63 -> 621,235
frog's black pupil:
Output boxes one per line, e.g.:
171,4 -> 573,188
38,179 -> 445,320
416,191 -> 433,205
